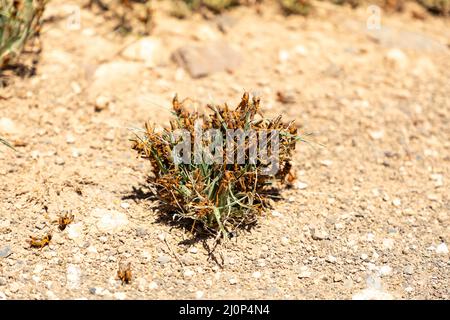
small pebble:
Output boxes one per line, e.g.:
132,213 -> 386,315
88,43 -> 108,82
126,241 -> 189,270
114,292 -> 126,300
157,255 -> 171,264
311,228 -> 329,240
189,247 -> 198,254
319,159 -> 333,167
392,198 -> 402,207
252,271 -> 262,279
9,282 -> 21,293
294,181 -> 308,190
229,278 -> 237,285
403,265 -> 414,275
184,269 -> 195,278
55,157 -> 65,165
379,265 -> 392,276
405,286 -> 414,293
271,210 -> 282,217
298,270 -> 311,279
382,238 -> 395,250
95,95 -> 110,111
333,274 -> 344,282
66,134 -> 75,144
369,130 -> 384,140
0,246 -> 11,258
436,243 -> 448,254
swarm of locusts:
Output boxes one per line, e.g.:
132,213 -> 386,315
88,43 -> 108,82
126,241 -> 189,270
132,92 -> 301,238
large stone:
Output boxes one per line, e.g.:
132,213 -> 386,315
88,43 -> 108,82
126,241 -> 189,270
93,208 -> 129,234
122,37 -> 165,67
367,27 -> 447,53
88,61 -> 142,101
0,118 -> 18,135
172,42 -> 242,78
0,246 -> 11,258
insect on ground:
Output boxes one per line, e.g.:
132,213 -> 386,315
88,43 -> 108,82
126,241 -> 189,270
57,212 -> 74,231
117,262 -> 132,285
28,233 -> 52,249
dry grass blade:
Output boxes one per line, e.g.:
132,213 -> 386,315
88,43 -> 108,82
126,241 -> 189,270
0,136 -> 16,150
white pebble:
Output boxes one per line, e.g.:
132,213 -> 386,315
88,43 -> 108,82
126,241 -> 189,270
430,174 -> 443,187
252,271 -> 262,279
158,233 -> 166,241
229,278 -> 237,285
34,264 -> 45,274
379,265 -> 392,276
294,181 -> 308,190
271,210 -> 282,217
189,247 -> 198,254
66,265 -> 81,290
55,157 -> 65,165
195,291 -> 204,299
149,281 -> 158,289
66,134 -> 75,144
184,269 -> 195,278
369,130 -> 384,140
67,222 -> 83,241
383,238 -> 395,250
319,159 -> 333,167
278,50 -> 290,63
436,243 -> 448,254
114,292 -> 126,300
392,198 -> 402,207
95,95 -> 110,111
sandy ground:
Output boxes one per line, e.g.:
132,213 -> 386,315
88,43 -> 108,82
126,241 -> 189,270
0,0 -> 449,300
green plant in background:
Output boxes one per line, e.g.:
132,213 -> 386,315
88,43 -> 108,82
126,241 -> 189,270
0,0 -> 47,69
171,0 -> 238,17
418,0 -> 449,15
327,0 -> 360,8
279,0 -> 313,15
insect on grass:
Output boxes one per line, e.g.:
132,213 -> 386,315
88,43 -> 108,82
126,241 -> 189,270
132,92 -> 303,239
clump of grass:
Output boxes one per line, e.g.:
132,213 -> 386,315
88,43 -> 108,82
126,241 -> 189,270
278,0 -> 313,15
132,93 -> 300,238
86,0 -> 153,35
171,0 -> 239,18
0,0 -> 47,69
